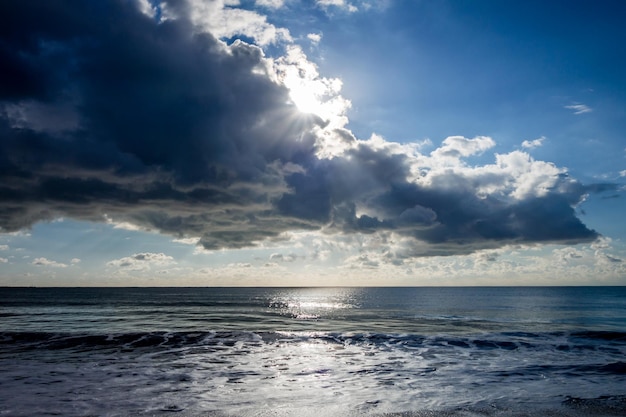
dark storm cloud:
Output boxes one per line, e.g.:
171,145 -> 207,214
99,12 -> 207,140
292,142 -> 605,256
0,0 -> 320,245
0,0 -> 611,257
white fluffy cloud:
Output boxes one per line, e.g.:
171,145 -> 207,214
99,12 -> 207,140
107,253 -> 176,271
307,33 -> 322,44
430,135 -> 495,161
269,252 -> 298,262
32,257 -> 68,268
521,136 -> 545,149
255,0 -> 287,8
316,0 -> 358,12
183,0 -> 291,45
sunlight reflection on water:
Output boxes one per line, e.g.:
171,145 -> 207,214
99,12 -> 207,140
268,287 -> 361,320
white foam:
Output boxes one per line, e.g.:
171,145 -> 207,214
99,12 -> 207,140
2,331 -> 625,416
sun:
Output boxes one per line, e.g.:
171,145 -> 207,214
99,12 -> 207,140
286,77 -> 352,126
274,45 -> 350,124
287,78 -> 327,117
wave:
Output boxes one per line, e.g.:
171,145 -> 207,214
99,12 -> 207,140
3,329 -> 625,354
2,329 -> 625,416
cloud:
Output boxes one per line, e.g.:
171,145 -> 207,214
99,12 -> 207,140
0,257 -> 7,263
173,237 -> 201,245
564,103 -> 592,115
315,0 -> 389,13
105,215 -> 145,232
227,262 -> 252,268
473,251 -> 499,265
0,0 -> 321,243
344,253 -> 380,269
553,247 -> 584,264
430,135 -> 495,160
590,237 -> 623,266
307,33 -> 322,45
0,245 -> 8,250
521,136 -> 545,149
107,252 -> 175,271
317,0 -> 358,12
270,252 -> 298,262
597,253 -> 622,264
256,0 -> 287,9
4,100 -> 80,133
281,137 -> 608,257
273,44 -> 351,131
180,0 -> 292,46
0,0 -> 616,262
32,257 -> 67,268
620,170 -> 626,177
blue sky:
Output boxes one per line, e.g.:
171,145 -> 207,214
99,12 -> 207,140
0,0 -> 624,286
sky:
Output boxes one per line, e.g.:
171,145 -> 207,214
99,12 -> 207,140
0,0 -> 625,286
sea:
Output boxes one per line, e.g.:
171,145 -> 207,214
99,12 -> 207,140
1,286 -> 625,417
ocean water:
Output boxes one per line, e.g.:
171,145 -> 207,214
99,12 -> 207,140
1,287 -> 625,417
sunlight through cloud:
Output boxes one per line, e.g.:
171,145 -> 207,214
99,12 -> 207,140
274,46 -> 351,125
